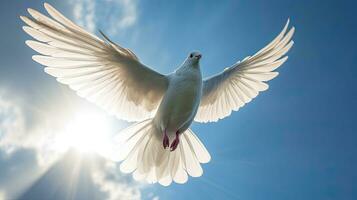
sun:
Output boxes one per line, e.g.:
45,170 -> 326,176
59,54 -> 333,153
53,110 -> 115,155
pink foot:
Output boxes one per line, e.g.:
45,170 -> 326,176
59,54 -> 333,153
170,131 -> 180,151
163,129 -> 169,149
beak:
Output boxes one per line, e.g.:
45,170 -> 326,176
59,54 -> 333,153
195,55 -> 202,60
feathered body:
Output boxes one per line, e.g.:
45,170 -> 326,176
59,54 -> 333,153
155,58 -> 202,138
116,56 -> 207,186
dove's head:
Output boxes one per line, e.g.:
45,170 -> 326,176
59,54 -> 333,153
188,51 -> 202,61
184,51 -> 202,67
178,51 -> 202,72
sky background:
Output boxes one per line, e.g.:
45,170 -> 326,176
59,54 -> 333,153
0,0 -> 357,199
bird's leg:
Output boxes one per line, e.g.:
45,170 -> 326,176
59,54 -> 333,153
170,131 -> 180,151
162,129 -> 169,149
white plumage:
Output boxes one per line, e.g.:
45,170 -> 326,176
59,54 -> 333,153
21,3 -> 294,186
196,20 -> 294,122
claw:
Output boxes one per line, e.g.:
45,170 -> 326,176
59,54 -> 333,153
163,129 -> 169,149
170,131 -> 180,151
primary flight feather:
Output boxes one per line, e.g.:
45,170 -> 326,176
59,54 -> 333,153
21,3 -> 295,186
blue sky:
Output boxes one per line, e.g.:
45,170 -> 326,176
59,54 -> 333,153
0,0 -> 357,199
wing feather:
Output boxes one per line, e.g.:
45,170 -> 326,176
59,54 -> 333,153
195,20 -> 294,123
22,3 -> 168,122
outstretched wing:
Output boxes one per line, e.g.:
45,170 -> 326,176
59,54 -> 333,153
195,19 -> 294,123
21,3 -> 168,122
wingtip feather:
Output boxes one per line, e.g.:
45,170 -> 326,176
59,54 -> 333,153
19,15 -> 28,23
25,40 -> 32,48
44,2 -> 56,16
44,2 -> 50,8
27,8 -> 36,16
32,55 -> 40,62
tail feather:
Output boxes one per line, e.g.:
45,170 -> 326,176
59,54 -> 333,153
185,129 -> 211,163
173,151 -> 188,184
180,139 -> 203,177
115,119 -> 211,186
115,119 -> 152,161
170,149 -> 181,181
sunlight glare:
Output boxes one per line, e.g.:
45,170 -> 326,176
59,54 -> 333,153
54,110 -> 114,155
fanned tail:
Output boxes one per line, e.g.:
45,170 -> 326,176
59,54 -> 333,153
114,119 -> 211,186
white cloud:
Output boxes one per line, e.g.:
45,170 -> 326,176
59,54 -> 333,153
0,190 -> 5,200
91,161 -> 142,200
69,0 -> 138,35
0,89 -> 63,163
0,87 -> 156,200
73,0 -> 83,25
108,0 -> 138,35
0,90 -> 26,153
71,0 -> 96,32
85,0 -> 96,32
0,89 -> 60,198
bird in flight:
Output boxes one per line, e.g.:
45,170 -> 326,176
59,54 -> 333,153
21,3 -> 294,186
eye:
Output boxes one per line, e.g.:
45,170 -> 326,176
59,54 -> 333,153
189,53 -> 193,58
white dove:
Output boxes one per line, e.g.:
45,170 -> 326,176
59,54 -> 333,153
21,3 -> 294,186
